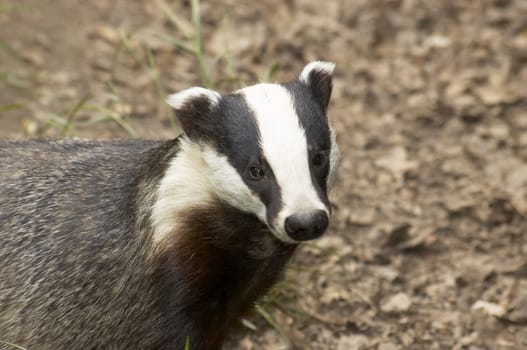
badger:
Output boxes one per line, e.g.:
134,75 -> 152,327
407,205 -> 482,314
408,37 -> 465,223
0,61 -> 340,350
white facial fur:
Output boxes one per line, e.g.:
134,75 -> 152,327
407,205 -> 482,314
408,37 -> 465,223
200,145 -> 267,222
240,83 -> 330,243
151,140 -> 213,246
151,140 -> 268,246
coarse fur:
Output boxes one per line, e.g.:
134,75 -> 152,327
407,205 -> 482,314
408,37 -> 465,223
0,61 -> 340,349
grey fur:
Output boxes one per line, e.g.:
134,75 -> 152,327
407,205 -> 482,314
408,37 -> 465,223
0,139 -> 181,349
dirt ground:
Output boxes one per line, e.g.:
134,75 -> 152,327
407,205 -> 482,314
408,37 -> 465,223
1,0 -> 527,349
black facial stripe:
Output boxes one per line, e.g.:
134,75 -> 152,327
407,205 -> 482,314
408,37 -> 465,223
309,160 -> 330,209
282,81 -> 331,150
207,94 -> 261,168
206,94 -> 283,223
259,158 -> 282,225
282,81 -> 332,207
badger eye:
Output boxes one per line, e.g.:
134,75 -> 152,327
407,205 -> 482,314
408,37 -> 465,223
311,151 -> 328,168
248,165 -> 265,180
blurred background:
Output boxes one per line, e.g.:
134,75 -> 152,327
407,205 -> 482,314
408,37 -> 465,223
1,0 -> 527,349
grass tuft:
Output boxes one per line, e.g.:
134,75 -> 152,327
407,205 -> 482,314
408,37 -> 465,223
61,95 -> 91,136
190,0 -> 212,89
254,304 -> 293,350
157,0 -> 213,89
83,104 -> 137,137
260,62 -> 281,82
145,48 -> 178,130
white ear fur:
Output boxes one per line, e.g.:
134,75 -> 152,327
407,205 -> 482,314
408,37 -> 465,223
299,61 -> 336,84
166,87 -> 221,109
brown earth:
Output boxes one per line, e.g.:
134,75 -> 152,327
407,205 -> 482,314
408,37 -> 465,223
1,0 -> 527,349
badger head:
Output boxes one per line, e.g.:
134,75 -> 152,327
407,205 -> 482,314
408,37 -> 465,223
166,61 -> 340,244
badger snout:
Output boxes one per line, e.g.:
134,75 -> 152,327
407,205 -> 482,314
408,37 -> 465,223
284,210 -> 329,241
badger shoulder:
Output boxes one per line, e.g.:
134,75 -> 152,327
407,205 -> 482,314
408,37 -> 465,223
0,137 -> 187,349
0,137 -> 182,235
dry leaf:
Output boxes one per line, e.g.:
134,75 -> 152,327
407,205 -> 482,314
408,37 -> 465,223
381,292 -> 412,313
472,300 -> 506,318
375,147 -> 418,180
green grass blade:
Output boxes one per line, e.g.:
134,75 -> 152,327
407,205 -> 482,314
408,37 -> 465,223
38,113 -> 67,128
190,0 -> 212,88
255,304 -> 293,350
61,95 -> 91,136
146,49 -> 166,99
0,73 -> 31,90
145,49 -> 178,130
157,0 -> 193,39
84,104 -> 137,137
0,103 -> 24,113
157,32 -> 194,54
0,339 -> 28,350
261,62 -> 281,82
0,40 -> 24,61
0,3 -> 31,13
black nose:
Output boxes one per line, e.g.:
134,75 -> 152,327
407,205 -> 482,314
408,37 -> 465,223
285,210 -> 329,241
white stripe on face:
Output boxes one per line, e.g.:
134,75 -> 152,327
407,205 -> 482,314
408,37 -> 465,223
240,83 -> 329,242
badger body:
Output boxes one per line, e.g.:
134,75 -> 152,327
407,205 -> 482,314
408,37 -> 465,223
0,62 -> 340,349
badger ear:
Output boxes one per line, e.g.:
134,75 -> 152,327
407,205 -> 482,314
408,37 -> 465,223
166,87 -> 222,140
299,61 -> 335,113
